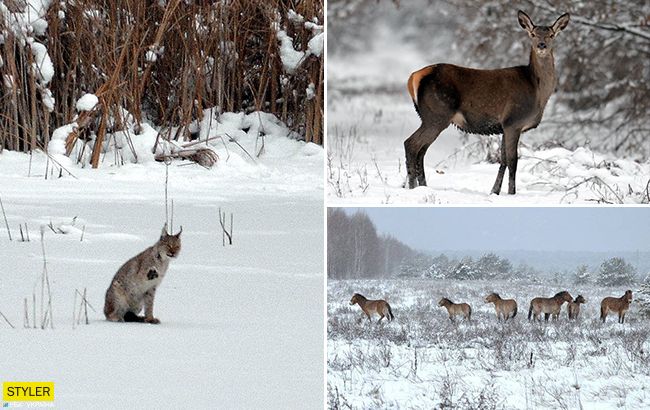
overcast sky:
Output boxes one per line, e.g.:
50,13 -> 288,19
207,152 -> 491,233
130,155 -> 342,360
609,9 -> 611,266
341,207 -> 650,253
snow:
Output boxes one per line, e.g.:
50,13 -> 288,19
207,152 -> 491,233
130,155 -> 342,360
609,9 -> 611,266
328,279 -> 650,409
274,16 -> 323,74
308,32 -> 324,57
41,88 -> 55,112
306,82 -> 316,100
0,0 -> 52,37
75,93 -> 99,112
29,41 -> 54,84
0,128 -> 323,408
145,50 -> 158,63
275,29 -> 305,74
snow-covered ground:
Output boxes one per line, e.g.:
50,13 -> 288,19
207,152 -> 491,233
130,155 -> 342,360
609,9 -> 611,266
327,24 -> 650,205
328,279 -> 650,409
0,133 -> 324,408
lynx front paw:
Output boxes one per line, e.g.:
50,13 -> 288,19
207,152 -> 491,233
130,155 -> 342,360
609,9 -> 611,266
147,269 -> 158,280
145,317 -> 160,324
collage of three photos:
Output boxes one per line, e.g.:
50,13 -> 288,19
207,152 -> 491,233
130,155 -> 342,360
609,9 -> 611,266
1,1 -> 649,409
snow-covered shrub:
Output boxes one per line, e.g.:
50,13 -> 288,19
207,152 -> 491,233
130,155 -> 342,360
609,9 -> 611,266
0,0 -> 323,164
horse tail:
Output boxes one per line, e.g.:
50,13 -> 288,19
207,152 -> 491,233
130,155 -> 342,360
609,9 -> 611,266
528,302 -> 533,320
512,305 -> 518,319
600,304 -> 606,322
467,305 -> 472,321
387,303 -> 395,321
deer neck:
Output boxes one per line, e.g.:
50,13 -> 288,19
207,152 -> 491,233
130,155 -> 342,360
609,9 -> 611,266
529,49 -> 556,104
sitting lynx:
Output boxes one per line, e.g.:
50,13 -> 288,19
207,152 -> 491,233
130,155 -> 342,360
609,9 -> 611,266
104,224 -> 182,324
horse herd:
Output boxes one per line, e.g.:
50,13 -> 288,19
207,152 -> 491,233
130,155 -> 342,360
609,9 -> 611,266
348,290 -> 634,324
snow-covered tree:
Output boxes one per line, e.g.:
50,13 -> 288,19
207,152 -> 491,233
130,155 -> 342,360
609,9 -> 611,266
637,275 -> 650,318
424,254 -> 451,280
573,264 -> 592,285
474,253 -> 512,280
450,257 -> 477,280
597,257 -> 637,287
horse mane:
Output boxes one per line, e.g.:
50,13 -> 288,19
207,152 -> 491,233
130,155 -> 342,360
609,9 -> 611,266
553,291 -> 568,298
440,297 -> 453,304
491,292 -> 501,299
353,293 -> 367,300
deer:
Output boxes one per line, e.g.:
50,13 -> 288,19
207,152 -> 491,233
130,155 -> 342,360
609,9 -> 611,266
404,10 -> 570,194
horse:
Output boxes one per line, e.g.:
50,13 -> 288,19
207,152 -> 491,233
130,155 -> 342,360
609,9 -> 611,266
349,293 -> 394,322
567,295 -> 586,320
600,290 -> 633,323
438,297 -> 471,321
528,291 -> 572,321
484,292 -> 517,321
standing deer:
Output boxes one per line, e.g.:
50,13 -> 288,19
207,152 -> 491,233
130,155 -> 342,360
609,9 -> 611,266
405,11 -> 570,194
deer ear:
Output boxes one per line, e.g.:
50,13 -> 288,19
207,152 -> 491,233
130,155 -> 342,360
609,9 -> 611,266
517,10 -> 534,33
552,13 -> 570,34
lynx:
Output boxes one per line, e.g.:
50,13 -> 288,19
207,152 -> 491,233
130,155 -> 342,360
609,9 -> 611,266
104,224 -> 182,324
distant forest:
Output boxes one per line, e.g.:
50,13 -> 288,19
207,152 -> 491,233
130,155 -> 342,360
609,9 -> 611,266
328,208 -> 645,287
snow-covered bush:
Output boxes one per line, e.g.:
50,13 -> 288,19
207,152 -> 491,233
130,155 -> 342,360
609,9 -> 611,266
597,257 -> 637,287
0,0 -> 323,164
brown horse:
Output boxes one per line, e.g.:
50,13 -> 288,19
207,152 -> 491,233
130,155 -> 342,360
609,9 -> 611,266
528,291 -> 573,321
438,298 -> 471,321
485,293 -> 517,321
601,290 -> 633,323
567,295 -> 586,320
349,293 -> 394,322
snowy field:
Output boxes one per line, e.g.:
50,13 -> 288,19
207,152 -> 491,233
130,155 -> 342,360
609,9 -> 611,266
327,28 -> 650,205
0,134 -> 324,409
328,279 -> 650,409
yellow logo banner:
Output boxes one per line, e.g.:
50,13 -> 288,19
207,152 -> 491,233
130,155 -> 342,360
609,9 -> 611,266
2,382 -> 54,402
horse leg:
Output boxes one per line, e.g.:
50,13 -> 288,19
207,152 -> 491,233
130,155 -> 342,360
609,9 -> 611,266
544,313 -> 550,322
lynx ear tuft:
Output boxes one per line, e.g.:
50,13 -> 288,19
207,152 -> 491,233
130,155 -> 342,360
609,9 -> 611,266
161,223 -> 169,238
176,226 -> 183,237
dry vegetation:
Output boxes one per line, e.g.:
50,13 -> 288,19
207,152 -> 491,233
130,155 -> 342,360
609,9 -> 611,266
0,0 -> 323,166
329,279 -> 650,409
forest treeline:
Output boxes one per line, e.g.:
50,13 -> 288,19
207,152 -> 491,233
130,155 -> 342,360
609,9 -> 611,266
0,0 -> 323,162
327,208 -> 421,279
328,208 -> 644,287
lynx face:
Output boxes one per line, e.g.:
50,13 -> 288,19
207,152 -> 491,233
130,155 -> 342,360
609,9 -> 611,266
159,225 -> 182,258
160,234 -> 181,257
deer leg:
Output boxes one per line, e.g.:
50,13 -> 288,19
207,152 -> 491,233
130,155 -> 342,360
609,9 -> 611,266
404,126 -> 426,188
491,134 -> 507,194
414,125 -> 446,187
505,127 -> 522,195
405,120 -> 448,188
